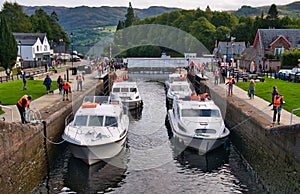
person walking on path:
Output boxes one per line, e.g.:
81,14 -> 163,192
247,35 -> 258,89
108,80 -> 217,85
43,74 -> 52,94
57,75 -> 64,94
269,93 -> 284,125
63,81 -> 71,101
76,73 -> 84,91
214,70 -> 219,85
225,76 -> 235,96
22,70 -> 27,90
16,95 -> 32,124
6,67 -> 11,77
248,79 -> 256,99
271,86 -> 279,110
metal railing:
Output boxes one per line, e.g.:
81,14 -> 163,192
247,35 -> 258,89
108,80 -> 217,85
290,107 -> 300,125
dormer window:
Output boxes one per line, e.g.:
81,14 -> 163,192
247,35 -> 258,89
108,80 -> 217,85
274,47 -> 284,59
36,45 -> 39,52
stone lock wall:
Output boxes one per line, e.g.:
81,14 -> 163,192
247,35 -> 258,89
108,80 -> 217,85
0,73 -> 114,193
194,78 -> 300,193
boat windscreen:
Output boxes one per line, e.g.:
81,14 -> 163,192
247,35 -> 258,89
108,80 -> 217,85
181,109 -> 220,117
105,116 -> 118,127
171,85 -> 189,92
113,88 -> 120,92
74,115 -> 88,126
121,88 -> 129,92
88,116 -> 104,126
130,87 -> 137,93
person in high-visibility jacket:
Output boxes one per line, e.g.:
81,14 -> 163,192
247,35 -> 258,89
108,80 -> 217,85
190,91 -> 200,101
200,93 -> 210,101
16,95 -> 32,124
269,93 -> 284,125
63,81 -> 71,101
225,76 -> 235,96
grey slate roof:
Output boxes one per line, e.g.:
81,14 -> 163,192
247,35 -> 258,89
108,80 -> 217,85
255,29 -> 300,49
217,41 -> 246,55
13,32 -> 47,46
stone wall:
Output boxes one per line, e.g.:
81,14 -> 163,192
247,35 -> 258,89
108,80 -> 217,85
0,72 -> 115,193
193,78 -> 300,193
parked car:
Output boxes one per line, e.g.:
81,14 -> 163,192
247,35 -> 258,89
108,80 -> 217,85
275,69 -> 291,80
70,55 -> 81,62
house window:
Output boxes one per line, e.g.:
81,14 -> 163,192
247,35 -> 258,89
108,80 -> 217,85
36,45 -> 39,52
44,45 -> 48,51
274,47 -> 284,58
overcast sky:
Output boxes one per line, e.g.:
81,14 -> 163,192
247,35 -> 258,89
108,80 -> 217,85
0,0 -> 297,11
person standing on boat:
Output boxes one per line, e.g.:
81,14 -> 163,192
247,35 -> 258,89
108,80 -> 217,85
269,93 -> 284,125
190,91 -> 200,101
16,95 -> 32,124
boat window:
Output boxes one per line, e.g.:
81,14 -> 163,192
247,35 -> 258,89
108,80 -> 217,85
74,115 -> 88,126
171,85 -> 190,92
121,88 -> 129,92
195,129 -> 217,134
181,109 -> 220,117
113,88 -> 120,92
130,87 -> 137,93
105,116 -> 118,127
88,116 -> 104,126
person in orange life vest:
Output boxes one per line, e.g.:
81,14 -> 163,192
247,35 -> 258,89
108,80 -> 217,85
123,73 -> 129,80
190,91 -> 200,101
225,76 -> 235,96
200,93 -> 210,101
76,74 -> 84,91
16,95 -> 32,124
63,81 -> 71,101
269,93 -> 284,125
214,70 -> 219,85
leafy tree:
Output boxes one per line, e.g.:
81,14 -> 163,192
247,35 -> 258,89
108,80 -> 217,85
0,14 -> 18,69
281,49 -> 300,68
0,2 -> 33,32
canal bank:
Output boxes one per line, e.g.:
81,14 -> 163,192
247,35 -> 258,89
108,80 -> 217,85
0,70 -> 117,193
189,72 -> 300,193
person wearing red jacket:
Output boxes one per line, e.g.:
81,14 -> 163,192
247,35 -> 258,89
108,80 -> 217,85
16,95 -> 32,124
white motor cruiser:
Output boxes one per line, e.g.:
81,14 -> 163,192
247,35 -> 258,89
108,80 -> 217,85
166,81 -> 192,109
167,97 -> 230,154
111,81 -> 143,110
62,96 -> 129,165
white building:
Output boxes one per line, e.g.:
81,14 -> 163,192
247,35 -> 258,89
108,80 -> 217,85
13,32 -> 51,68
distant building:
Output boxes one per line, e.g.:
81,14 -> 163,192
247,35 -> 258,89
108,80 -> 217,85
13,32 -> 51,68
217,41 -> 246,62
253,29 -> 300,70
184,53 -> 197,58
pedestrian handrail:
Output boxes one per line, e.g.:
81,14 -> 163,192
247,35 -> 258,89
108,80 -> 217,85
290,107 -> 300,125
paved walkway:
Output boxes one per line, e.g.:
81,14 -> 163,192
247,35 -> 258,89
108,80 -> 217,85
195,71 -> 300,127
0,61 -> 101,123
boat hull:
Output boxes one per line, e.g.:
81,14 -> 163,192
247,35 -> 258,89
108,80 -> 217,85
122,99 -> 143,110
167,112 -> 229,154
67,135 -> 127,165
172,132 -> 229,154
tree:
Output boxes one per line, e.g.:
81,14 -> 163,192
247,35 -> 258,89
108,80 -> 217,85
116,20 -> 124,31
0,14 -> 18,69
267,4 -> 278,20
124,2 -> 136,27
0,2 -> 33,32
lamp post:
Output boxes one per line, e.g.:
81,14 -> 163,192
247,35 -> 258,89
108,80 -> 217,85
18,40 -> 22,68
70,32 -> 74,67
59,38 -> 63,68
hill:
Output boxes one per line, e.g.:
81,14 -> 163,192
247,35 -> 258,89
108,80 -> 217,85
232,1 -> 300,17
22,5 -> 180,54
